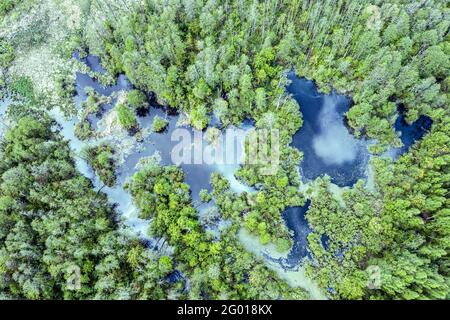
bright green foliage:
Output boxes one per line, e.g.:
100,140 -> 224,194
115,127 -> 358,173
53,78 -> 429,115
127,90 -> 148,110
291,1 -> 448,149
305,117 -> 450,299
94,2 -> 450,300
99,0 -> 303,131
369,117 -> 450,299
9,76 -> 35,102
125,163 -> 309,299
97,0 -> 448,149
303,178 -> 382,299
0,0 -> 17,18
116,103 -> 137,130
1,0 -> 448,301
152,115 -> 168,132
199,189 -> 212,203
0,114 -> 182,299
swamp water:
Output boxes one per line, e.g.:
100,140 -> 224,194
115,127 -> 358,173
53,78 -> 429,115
0,55 -> 432,297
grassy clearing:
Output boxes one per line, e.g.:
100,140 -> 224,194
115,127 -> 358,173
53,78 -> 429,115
0,0 -> 125,113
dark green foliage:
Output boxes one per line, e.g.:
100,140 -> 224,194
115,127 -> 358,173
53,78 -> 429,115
0,0 -> 17,18
1,0 -> 448,301
127,89 -> 148,110
116,103 -> 137,130
54,74 -> 77,113
125,161 -> 309,299
95,0 -> 449,300
84,143 -> 116,187
0,114 -> 181,299
305,117 -> 450,299
81,88 -> 108,117
74,119 -> 94,140
0,38 -> 14,68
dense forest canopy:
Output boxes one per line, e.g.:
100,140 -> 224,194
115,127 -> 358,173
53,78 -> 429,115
93,0 -> 448,149
0,0 -> 448,300
0,112 -> 182,299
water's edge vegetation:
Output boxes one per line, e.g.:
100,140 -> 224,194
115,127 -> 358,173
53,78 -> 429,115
0,0 -> 448,300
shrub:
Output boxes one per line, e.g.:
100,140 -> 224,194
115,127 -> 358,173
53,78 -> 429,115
152,115 -> 168,132
84,144 -> 116,187
116,103 -> 137,130
199,189 -> 212,203
10,76 -> 35,103
127,90 -> 148,110
0,38 -> 14,68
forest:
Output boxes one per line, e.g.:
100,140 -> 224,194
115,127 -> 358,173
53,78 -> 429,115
0,0 -> 448,300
